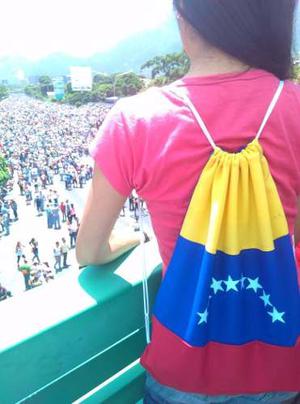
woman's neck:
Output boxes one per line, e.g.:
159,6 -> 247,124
185,51 -> 251,78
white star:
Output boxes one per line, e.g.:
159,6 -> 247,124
268,307 -> 285,324
259,290 -> 272,307
210,278 -> 224,294
224,276 -> 239,292
197,309 -> 209,325
246,277 -> 263,293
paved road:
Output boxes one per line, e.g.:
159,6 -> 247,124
0,172 -> 153,296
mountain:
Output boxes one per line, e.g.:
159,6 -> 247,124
0,10 -> 299,83
0,18 -> 182,82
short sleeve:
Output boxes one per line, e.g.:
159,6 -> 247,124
285,82 -> 300,195
89,101 -> 134,197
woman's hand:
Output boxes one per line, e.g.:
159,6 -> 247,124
76,164 -> 140,267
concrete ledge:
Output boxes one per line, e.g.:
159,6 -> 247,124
0,242 -> 162,404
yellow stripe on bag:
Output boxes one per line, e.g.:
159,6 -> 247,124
181,141 -> 288,255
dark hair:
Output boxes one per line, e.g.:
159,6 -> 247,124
173,0 -> 297,79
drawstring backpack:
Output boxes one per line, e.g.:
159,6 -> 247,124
140,80 -> 300,395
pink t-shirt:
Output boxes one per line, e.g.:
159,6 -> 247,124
90,69 -> 300,273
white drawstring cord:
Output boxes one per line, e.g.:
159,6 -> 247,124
138,197 -> 151,344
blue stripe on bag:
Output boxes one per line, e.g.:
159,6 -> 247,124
154,235 -> 300,347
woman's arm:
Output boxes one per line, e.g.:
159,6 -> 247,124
76,165 -> 140,266
294,197 -> 300,245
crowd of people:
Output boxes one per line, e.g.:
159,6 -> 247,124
0,96 -> 112,296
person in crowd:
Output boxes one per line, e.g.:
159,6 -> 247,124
133,197 -> 139,222
61,237 -> 69,268
59,166 -> 65,182
79,170 -> 85,188
18,260 -> 32,291
33,179 -> 39,194
0,283 -> 12,301
60,201 -> 67,222
46,204 -> 53,229
53,190 -> 59,206
29,238 -> 40,264
119,205 -> 126,217
30,263 -> 44,288
42,262 -> 55,282
10,199 -> 18,221
53,241 -> 62,273
65,200 -> 71,222
0,214 -> 3,237
68,220 -> 78,249
129,194 -> 134,211
40,191 -> 45,212
88,166 -> 93,180
15,241 -> 26,265
25,186 -> 32,205
47,169 -> 54,185
41,172 -> 47,189
1,211 -> 10,236
17,179 -> 24,195
76,0 -> 300,402
34,193 -> 43,216
72,171 -> 78,188
52,204 -> 61,230
69,203 -> 77,223
65,173 -> 72,190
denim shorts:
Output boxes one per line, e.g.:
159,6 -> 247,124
144,373 -> 299,404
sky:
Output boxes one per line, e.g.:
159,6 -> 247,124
0,0 -> 174,60
1,1 -> 299,61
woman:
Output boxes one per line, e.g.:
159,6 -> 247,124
69,203 -> 76,223
29,238 -> 40,264
15,241 -> 26,266
76,1 -> 300,402
60,201 -> 67,222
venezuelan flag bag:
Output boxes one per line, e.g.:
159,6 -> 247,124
141,81 -> 300,395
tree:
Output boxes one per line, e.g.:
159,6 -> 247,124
93,73 -> 113,85
0,155 -> 10,187
63,91 -> 93,107
39,75 -> 54,96
60,71 -> 144,105
91,83 -> 114,101
65,82 -> 73,94
293,64 -> 300,83
141,52 -> 190,85
0,85 -> 9,101
24,85 -> 43,100
114,72 -> 144,96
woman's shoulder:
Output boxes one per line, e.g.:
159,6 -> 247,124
113,85 -> 180,123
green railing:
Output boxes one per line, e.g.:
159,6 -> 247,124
0,242 -> 162,404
